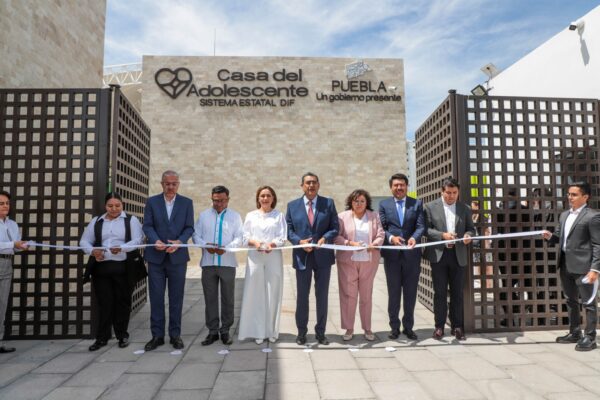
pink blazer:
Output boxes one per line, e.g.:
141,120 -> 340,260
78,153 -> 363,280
334,210 -> 385,268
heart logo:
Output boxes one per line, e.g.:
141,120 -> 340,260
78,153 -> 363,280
154,67 -> 193,99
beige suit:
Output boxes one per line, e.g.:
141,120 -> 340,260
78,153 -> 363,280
334,210 -> 384,331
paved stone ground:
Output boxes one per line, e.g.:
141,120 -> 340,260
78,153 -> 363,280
2,264 -> 600,400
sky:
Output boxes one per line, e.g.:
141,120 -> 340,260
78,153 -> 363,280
104,0 -> 598,139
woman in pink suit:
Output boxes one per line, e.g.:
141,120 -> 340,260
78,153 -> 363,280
334,189 -> 385,341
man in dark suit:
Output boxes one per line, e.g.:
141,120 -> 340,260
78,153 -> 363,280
424,178 -> 475,341
143,170 -> 195,351
543,181 -> 600,351
379,173 -> 425,340
286,172 -> 338,345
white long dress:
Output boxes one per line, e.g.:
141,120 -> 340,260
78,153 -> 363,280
238,209 -> 287,340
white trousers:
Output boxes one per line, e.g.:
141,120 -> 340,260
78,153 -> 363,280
238,251 -> 283,340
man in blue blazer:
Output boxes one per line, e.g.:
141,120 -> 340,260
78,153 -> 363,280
143,170 -> 195,351
379,173 -> 425,340
286,172 -> 339,345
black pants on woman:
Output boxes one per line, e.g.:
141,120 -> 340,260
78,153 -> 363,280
92,261 -> 131,341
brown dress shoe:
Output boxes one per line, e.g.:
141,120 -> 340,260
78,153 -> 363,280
432,328 -> 444,340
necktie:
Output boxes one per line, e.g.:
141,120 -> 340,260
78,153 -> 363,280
396,200 -> 404,226
308,200 -> 314,226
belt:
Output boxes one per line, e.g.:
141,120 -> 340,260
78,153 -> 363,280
0,254 -> 13,259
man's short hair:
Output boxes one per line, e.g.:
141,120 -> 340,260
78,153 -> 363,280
569,181 -> 591,197
301,172 -> 319,185
161,170 -> 179,181
0,190 -> 10,200
389,173 -> 408,187
441,177 -> 460,190
212,185 -> 229,197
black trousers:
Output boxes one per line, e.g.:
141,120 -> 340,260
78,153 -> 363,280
92,261 -> 131,341
560,256 -> 597,337
431,248 -> 465,330
295,252 -> 331,337
201,266 -> 236,335
383,255 -> 420,331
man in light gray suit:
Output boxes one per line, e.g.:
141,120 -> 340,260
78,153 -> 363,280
424,178 -> 475,341
543,181 -> 600,351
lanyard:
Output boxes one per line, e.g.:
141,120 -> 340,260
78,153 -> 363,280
213,209 -> 227,266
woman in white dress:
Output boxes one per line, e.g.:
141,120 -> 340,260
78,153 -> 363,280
238,186 -> 287,344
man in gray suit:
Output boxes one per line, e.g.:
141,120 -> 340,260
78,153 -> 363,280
543,181 -> 600,351
424,178 -> 475,341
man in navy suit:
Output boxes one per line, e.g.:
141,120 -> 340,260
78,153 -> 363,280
379,173 -> 425,340
286,172 -> 339,345
143,170 -> 194,351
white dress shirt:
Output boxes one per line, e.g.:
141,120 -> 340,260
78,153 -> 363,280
193,207 -> 244,267
79,212 -> 144,261
442,199 -> 457,234
0,217 -> 21,254
165,194 -> 176,219
563,204 -> 586,252
242,209 -> 287,248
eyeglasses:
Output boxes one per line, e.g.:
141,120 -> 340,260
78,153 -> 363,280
304,180 -> 318,186
162,182 -> 179,187
212,198 -> 229,203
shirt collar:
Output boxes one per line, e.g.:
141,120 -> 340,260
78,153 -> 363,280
304,195 -> 318,205
212,207 -> 228,217
98,211 -> 127,221
0,216 -> 11,223
441,198 -> 456,208
570,204 -> 587,214
164,194 -> 177,205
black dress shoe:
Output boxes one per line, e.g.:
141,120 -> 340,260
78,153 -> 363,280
201,334 -> 219,346
402,329 -> 418,340
388,329 -> 400,340
316,335 -> 330,345
118,337 -> 130,348
432,328 -> 444,340
454,328 -> 466,341
89,340 -> 108,351
0,346 -> 16,353
575,335 -> 597,352
221,333 -> 233,345
144,337 -> 165,351
296,335 -> 307,345
170,337 -> 184,349
556,331 -> 582,344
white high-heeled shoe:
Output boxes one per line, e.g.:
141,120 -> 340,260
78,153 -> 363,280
255,338 -> 264,344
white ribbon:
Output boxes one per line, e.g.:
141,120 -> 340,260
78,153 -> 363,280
25,230 -> 546,252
